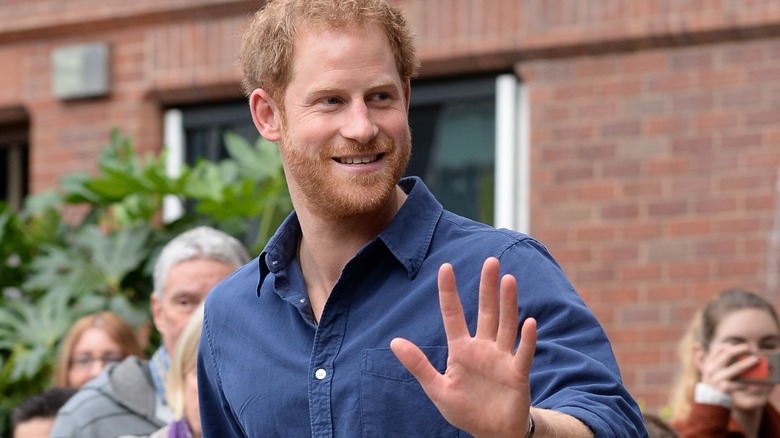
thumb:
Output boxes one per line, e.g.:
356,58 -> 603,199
390,337 -> 441,389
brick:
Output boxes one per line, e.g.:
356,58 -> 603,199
598,245 -> 640,263
601,119 -> 641,137
695,197 -> 738,214
647,199 -> 689,217
601,202 -> 639,219
644,116 -> 689,134
646,157 -> 691,175
577,182 -> 617,200
620,264 -> 662,281
669,261 -> 711,279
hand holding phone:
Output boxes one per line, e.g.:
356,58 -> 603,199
734,352 -> 780,384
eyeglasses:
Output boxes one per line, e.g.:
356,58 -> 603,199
70,353 -> 125,370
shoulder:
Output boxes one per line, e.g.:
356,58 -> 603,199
50,357 -> 162,438
109,356 -> 152,386
50,375 -> 119,437
435,211 -> 559,270
437,210 -> 537,247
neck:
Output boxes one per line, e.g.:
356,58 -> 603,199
296,185 -> 407,321
734,406 -> 764,438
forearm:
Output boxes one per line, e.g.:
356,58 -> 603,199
530,408 -> 594,438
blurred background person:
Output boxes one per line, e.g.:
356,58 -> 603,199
669,288 -> 780,437
51,311 -> 144,388
11,387 -> 76,438
128,303 -> 204,438
50,226 -> 250,438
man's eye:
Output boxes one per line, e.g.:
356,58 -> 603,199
324,97 -> 341,105
374,92 -> 389,101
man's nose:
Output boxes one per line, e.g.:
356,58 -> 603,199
340,101 -> 378,144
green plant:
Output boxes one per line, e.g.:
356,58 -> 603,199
0,129 -> 291,434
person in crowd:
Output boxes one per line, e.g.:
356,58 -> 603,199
669,288 -> 780,437
197,0 -> 647,436
50,226 -> 249,438
141,303 -> 205,438
11,387 -> 76,438
51,311 -> 144,388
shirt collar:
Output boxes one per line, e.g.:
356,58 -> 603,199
379,177 -> 442,278
149,346 -> 170,403
256,176 -> 442,296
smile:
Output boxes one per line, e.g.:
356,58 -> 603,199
336,154 -> 382,164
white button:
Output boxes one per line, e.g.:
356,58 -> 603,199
315,368 -> 327,380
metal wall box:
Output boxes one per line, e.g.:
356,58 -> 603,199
52,42 -> 110,99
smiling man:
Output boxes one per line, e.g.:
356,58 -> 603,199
197,1 -> 648,437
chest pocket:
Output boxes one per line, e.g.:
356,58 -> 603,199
359,347 -> 472,437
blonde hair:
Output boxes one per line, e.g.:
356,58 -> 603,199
239,0 -> 419,102
668,288 -> 780,421
165,302 -> 204,418
52,311 -> 144,387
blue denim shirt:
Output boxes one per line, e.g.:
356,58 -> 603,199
198,177 -> 647,437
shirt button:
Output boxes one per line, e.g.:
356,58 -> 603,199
315,368 -> 327,380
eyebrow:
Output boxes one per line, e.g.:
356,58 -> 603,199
722,335 -> 780,343
167,290 -> 199,300
306,78 -> 401,97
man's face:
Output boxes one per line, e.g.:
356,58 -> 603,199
151,258 -> 236,353
277,23 -> 411,219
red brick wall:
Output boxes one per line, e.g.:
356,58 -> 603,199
519,38 -> 780,411
2,0 -> 780,417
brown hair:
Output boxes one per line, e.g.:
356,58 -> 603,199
239,0 -> 419,102
668,288 -> 780,421
51,311 -> 144,387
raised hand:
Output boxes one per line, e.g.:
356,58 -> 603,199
698,343 -> 760,394
390,257 -> 537,438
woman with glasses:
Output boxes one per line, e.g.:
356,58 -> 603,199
52,311 -> 144,388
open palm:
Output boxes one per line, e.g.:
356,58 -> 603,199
390,257 -> 537,438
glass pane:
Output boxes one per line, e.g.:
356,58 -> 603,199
408,96 -> 495,223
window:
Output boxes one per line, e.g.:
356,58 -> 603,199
408,73 -> 528,231
0,121 -> 29,211
407,75 -> 498,224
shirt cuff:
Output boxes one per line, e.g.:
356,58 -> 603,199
694,382 -> 732,408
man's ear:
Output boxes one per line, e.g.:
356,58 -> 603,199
250,88 -> 282,141
150,293 -> 164,333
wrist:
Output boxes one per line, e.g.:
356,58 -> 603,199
694,382 -> 732,408
524,411 -> 535,438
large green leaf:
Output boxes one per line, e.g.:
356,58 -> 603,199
76,225 -> 151,286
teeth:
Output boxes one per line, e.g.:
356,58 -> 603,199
340,155 -> 378,164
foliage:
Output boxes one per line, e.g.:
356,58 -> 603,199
0,129 -> 291,434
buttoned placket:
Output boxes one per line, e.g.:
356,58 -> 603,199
308,289 -> 349,438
